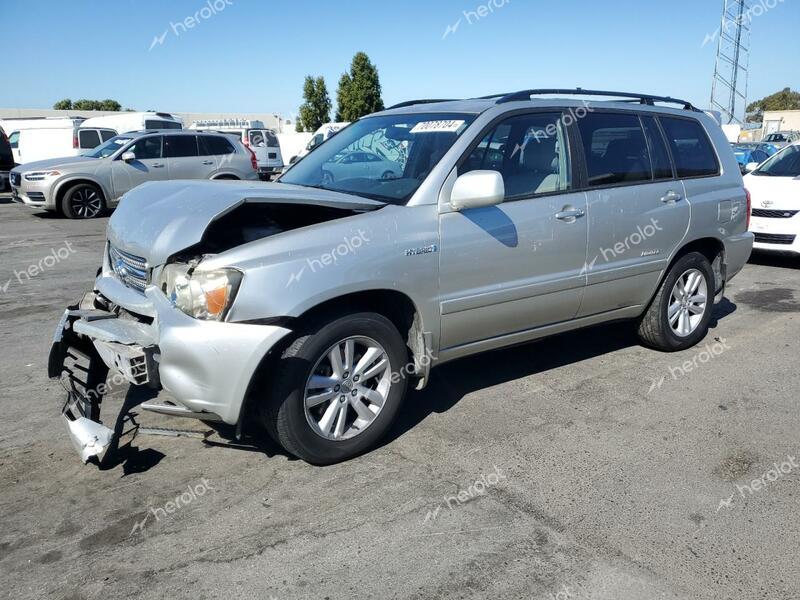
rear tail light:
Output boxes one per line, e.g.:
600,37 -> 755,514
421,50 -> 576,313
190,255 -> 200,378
745,187 -> 751,230
72,133 -> 79,149
246,146 -> 257,171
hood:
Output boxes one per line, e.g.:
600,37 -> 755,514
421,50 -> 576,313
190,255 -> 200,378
744,173 -> 800,210
11,155 -> 98,173
108,180 -> 385,266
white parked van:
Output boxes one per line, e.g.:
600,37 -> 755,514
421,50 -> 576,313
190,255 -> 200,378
189,119 -> 283,180
289,122 -> 350,164
78,112 -> 183,135
0,117 -> 116,164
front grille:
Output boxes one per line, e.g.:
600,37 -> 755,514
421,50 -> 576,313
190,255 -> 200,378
753,233 -> 797,245
10,172 -> 20,186
109,244 -> 149,292
752,208 -> 799,219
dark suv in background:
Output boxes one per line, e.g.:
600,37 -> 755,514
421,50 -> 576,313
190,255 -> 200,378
0,126 -> 14,192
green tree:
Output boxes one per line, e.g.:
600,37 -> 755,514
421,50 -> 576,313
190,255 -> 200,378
53,98 -> 73,110
335,52 -> 384,122
72,99 -> 100,110
746,88 -> 800,123
98,99 -> 122,111
297,76 -> 331,132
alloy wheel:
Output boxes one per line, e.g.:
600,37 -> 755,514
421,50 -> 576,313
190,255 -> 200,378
668,268 -> 708,337
70,187 -> 103,219
303,336 -> 392,441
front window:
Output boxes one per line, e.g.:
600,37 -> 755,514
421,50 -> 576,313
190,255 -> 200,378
83,135 -> 133,158
280,113 -> 477,204
752,145 -> 800,177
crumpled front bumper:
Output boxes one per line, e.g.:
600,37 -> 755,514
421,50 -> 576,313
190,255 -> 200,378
49,285 -> 292,462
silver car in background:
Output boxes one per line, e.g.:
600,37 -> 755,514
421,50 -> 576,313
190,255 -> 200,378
48,89 -> 752,465
10,130 -> 258,218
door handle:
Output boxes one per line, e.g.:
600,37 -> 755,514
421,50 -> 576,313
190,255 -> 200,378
201,160 -> 214,165
660,191 -> 682,204
555,208 -> 586,221
152,163 -> 165,168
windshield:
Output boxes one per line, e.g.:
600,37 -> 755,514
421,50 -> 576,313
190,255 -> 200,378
753,145 -> 800,177
280,113 -> 477,204
83,135 -> 133,158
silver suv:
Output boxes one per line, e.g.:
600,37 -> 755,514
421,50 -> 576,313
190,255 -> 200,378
49,89 -> 753,465
10,130 -> 258,219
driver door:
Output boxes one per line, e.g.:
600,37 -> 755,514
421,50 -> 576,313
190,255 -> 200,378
438,111 -> 589,352
110,135 -> 167,201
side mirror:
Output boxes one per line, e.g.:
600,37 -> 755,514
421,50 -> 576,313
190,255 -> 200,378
121,151 -> 136,163
744,162 -> 760,174
449,170 -> 505,211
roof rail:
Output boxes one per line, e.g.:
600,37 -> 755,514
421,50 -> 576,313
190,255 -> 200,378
494,88 -> 699,111
387,99 -> 459,110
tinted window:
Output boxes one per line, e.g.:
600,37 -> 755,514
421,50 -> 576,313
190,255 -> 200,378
8,131 -> 19,149
248,130 -> 266,147
164,135 -> 198,158
0,129 -> 12,165
128,136 -> 162,160
100,129 -> 116,142
659,117 -> 719,178
641,116 -> 673,180
199,135 -> 235,156
264,130 -> 279,146
578,113 -> 652,186
145,120 -> 182,130
78,130 -> 101,149
461,112 -> 572,199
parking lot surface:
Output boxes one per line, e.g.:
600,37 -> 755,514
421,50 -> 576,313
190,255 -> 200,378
1,194 -> 799,600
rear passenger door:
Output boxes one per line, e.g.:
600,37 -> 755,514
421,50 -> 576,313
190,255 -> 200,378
198,134 -> 237,173
576,112 -> 690,317
164,135 -> 214,180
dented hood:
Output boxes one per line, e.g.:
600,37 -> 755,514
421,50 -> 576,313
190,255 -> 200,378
107,180 -> 384,266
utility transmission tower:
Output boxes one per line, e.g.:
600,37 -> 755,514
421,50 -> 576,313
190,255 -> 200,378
710,0 -> 752,124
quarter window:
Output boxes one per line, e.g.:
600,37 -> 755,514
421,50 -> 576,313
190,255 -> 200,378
164,135 -> 198,158
461,112 -> 572,200
578,113 -> 652,186
659,117 -> 720,178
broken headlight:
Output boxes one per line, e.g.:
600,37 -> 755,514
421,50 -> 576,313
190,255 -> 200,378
158,264 -> 242,321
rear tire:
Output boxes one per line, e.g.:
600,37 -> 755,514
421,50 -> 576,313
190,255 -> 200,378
261,312 -> 409,465
61,183 -> 105,219
637,252 -> 715,351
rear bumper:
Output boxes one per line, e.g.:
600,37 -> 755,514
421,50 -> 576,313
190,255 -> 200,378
49,286 -> 292,427
723,231 -> 754,281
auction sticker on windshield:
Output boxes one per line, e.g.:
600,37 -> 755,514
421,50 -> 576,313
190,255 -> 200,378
410,120 -> 466,134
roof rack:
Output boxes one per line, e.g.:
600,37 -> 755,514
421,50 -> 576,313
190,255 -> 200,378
494,88 -> 699,111
387,99 -> 459,110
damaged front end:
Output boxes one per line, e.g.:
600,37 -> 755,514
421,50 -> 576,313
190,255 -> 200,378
48,292 -> 157,464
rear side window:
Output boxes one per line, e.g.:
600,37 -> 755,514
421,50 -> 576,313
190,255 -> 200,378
578,113 -> 652,186
641,116 -> 673,180
78,129 -> 101,149
145,120 -> 182,130
659,117 -> 719,178
199,135 -> 235,156
100,129 -> 116,142
164,135 -> 198,158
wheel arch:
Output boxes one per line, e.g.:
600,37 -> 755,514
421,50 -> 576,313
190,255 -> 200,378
236,289 -> 430,435
53,177 -> 110,214
657,237 -> 726,304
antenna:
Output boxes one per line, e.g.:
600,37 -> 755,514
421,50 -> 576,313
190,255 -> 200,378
710,0 -> 752,124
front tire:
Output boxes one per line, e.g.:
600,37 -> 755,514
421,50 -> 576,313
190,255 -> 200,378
61,183 -> 105,219
637,252 -> 715,351
262,312 -> 409,465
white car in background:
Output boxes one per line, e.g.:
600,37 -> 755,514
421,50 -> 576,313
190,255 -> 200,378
321,150 -> 402,184
290,122 -> 349,163
189,119 -> 283,180
1,117 -> 116,164
78,111 -> 183,135
745,143 -> 800,256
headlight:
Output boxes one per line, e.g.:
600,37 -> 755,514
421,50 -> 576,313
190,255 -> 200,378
158,264 -> 242,321
23,170 -> 61,181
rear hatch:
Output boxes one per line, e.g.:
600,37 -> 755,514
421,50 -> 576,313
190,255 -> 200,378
248,129 -> 283,169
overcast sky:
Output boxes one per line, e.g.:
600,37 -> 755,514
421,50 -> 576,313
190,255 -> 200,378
2,0 -> 798,119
